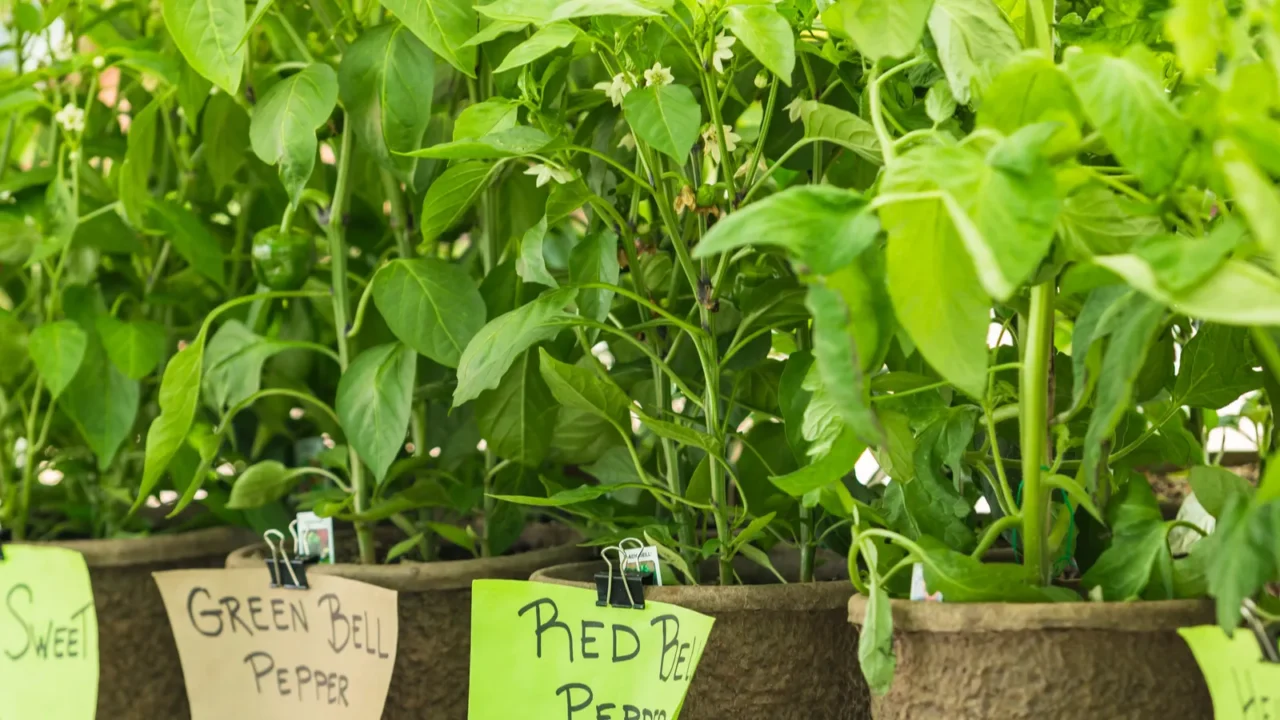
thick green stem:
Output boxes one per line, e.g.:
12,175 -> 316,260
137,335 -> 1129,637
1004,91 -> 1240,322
325,118 -> 374,564
1027,0 -> 1055,57
1020,282 -> 1055,585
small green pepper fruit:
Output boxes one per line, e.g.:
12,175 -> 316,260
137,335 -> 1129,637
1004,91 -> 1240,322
251,226 -> 315,290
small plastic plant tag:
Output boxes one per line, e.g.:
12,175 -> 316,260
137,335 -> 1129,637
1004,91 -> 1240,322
296,510 -> 335,564
1179,625 -> 1280,719
622,545 -> 663,586
468,579 -> 715,720
909,563 -> 943,602
0,545 -> 99,719
152,568 -> 398,720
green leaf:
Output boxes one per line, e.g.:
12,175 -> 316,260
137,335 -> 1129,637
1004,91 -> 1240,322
162,0 -> 246,94
453,287 -> 578,405
1070,286 -> 1126,412
371,258 -> 486,368
917,536 -> 1075,602
381,0 -> 478,77
798,102 -> 882,164
736,543 -> 787,583
136,331 -> 206,513
0,310 -> 29,386
335,344 -> 416,483
406,126 -> 554,159
1216,138 -> 1280,261
1198,492 -> 1276,632
636,413 -> 721,454
724,5 -> 795,83
823,0 -> 933,62
1043,473 -> 1104,524
537,348 -> 631,431
1064,49 -> 1189,192
880,193 -> 989,399
202,93 -> 250,191
517,216 -> 558,287
386,533 -> 426,562
1134,221 -> 1247,295
1081,294 -> 1165,486
622,84 -> 701,162
61,342 -> 139,471
169,422 -> 222,517
237,0 -> 277,49
1081,517 -> 1169,601
463,19 -> 528,47
177,57 -> 213,126
1173,324 -> 1261,409
248,64 -> 339,206
227,461 -> 307,509
925,82 -> 956,124
476,349 -> 558,467
493,483 -> 638,507
770,425 -> 863,496
693,185 -> 876,275
119,99 -> 159,229
476,0 -> 661,23
568,231 -> 620,323
1093,255 -> 1280,327
28,320 -> 88,400
419,161 -> 502,248
201,320 -> 291,413
339,24 -> 435,180
1057,184 -> 1162,258
1188,465 -> 1254,519
453,98 -> 521,139
807,277 -> 883,446
927,0 -> 1020,104
858,583 -> 896,695
96,315 -> 166,380
779,351 -> 815,463
145,200 -> 227,288
979,53 -> 1081,140
494,22 -> 582,73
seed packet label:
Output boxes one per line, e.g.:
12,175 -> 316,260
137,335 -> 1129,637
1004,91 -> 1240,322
0,545 -> 99,720
468,579 -> 715,720
152,568 -> 398,720
909,563 -> 943,602
296,511 -> 335,564
622,546 -> 662,586
1179,625 -> 1280,719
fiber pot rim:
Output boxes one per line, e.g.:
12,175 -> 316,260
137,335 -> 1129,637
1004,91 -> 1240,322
532,560 -> 854,613
226,533 -> 587,592
34,526 -> 256,568
847,593 -> 1215,633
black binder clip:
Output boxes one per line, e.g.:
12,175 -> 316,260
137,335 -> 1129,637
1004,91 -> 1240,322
0,510 -> 10,561
264,528 -> 309,590
1243,598 -> 1279,663
618,537 -> 657,586
594,545 -> 645,610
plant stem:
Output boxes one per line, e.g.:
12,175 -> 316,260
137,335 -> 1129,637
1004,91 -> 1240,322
797,326 -> 815,583
1020,282 -> 1055,585
325,116 -> 374,564
972,513 -> 1022,559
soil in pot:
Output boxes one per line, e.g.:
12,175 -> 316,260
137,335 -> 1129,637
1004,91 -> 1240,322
848,595 -> 1215,720
531,551 -> 870,720
224,522 -> 588,720
33,526 -> 257,719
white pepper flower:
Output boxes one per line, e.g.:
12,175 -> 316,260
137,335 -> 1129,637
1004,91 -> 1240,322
593,73 -> 634,107
644,62 -> 674,87
712,32 -> 736,74
701,124 -> 741,165
92,55 -> 105,70
785,97 -> 806,123
525,162 -> 574,188
617,133 -> 636,151
55,103 -> 85,133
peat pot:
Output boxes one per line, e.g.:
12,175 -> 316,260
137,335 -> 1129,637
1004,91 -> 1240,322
531,552 -> 870,720
848,595 -> 1216,720
225,524 -> 587,720
42,527 -> 256,719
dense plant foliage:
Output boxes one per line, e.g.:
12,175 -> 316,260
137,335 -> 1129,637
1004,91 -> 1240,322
3,0 -> 1280,693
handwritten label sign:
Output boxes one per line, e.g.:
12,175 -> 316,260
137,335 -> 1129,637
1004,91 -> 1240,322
1180,625 -> 1280,719
469,579 -> 715,720
153,568 -> 398,720
0,545 -> 99,720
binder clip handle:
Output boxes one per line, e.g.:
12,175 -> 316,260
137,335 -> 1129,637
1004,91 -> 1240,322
594,545 -> 645,610
264,529 -> 309,590
0,499 -> 10,562
618,537 -> 656,586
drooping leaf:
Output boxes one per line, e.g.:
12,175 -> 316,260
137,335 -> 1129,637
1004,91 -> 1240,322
694,185 -> 877,275
537,348 -> 632,432
135,332 -> 207,512
381,0 -> 478,77
568,231 -> 620,323
917,536 -> 1076,602
248,63 -> 339,206
807,278 -> 882,446
454,288 -> 578,405
371,258 -> 487,368
493,22 -> 582,73
770,426 -> 863,497
201,320 -> 292,413
96,315 -> 166,380
419,161 -> 502,248
723,5 -> 795,83
1198,492 -> 1276,632
1080,516 -> 1169,601
27,320 -> 88,400
517,216 -> 558,287
339,24 -> 435,180
335,343 -> 416,483
823,0 -> 933,62
202,93 -> 250,191
162,0 -> 246,94
119,99 -> 159,229
1065,48 -> 1190,192
622,84 -> 701,162
927,0 -> 1020,104
858,582 -> 897,695
61,342 -> 139,471
475,349 -> 558,466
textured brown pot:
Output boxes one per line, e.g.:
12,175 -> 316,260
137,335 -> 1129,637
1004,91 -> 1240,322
531,553 -> 870,720
225,524 -> 589,720
848,595 -> 1215,720
36,526 -> 257,719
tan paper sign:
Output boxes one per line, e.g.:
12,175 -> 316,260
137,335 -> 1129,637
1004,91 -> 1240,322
153,568 -> 398,720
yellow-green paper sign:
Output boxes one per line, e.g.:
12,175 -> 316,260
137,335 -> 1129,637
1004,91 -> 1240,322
0,545 -> 99,719
468,580 -> 715,720
1180,625 -> 1280,718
